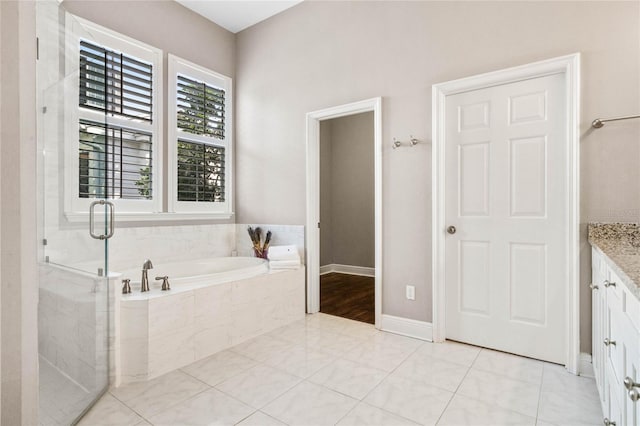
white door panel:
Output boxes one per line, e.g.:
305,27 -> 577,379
445,73 -> 567,363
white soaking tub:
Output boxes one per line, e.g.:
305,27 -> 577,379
118,257 -> 269,298
114,257 -> 305,384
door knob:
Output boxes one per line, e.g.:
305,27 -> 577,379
603,280 -> 616,288
447,226 -> 456,235
604,338 -> 616,346
629,389 -> 640,402
624,376 -> 640,391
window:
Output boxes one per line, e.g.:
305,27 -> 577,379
78,120 -> 153,200
66,18 -> 162,217
79,40 -> 153,122
168,55 -> 232,216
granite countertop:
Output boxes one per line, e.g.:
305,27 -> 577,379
588,222 -> 640,301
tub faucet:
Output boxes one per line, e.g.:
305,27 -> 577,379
141,259 -> 153,292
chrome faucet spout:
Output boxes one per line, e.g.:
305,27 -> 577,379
141,259 -> 153,292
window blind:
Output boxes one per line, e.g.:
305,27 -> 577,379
79,120 -> 153,200
79,40 -> 153,122
176,75 -> 225,139
177,140 -> 225,202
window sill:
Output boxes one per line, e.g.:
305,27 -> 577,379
65,211 -> 234,223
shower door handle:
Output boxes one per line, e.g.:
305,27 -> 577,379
89,200 -> 115,240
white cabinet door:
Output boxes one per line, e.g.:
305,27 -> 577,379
607,292 -> 625,389
592,249 -> 606,410
593,250 -> 640,426
625,348 -> 640,426
444,73 -> 567,363
622,285 -> 640,426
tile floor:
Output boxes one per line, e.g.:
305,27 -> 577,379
78,313 -> 603,426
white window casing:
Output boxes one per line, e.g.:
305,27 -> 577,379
167,54 -> 233,218
64,15 -> 163,217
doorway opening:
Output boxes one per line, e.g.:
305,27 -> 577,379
306,98 -> 382,327
319,112 -> 375,323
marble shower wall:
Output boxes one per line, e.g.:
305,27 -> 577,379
44,224 -> 237,273
38,263 -> 110,392
45,222 -> 307,273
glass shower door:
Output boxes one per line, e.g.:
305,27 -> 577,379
36,3 -> 112,425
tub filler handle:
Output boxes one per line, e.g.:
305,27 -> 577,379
122,279 -> 131,294
156,276 -> 170,291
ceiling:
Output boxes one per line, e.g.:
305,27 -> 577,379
175,0 -> 303,33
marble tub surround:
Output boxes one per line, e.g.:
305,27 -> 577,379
236,224 -> 305,261
118,268 -> 305,384
588,222 -> 640,300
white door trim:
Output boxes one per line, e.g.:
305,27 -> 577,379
305,97 -> 382,328
432,54 -> 581,373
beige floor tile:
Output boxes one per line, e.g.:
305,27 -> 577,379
308,358 -> 388,400
416,340 -> 481,367
236,411 -> 287,426
147,388 -> 254,426
110,370 -> 209,419
363,374 -> 453,425
456,369 -> 540,418
73,318 -> 603,426
437,393 -> 536,426
263,344 -> 336,378
77,393 -> 143,426
337,402 -> 420,426
392,352 -> 469,392
472,348 -> 544,384
181,349 -> 258,386
215,364 -> 301,409
262,381 -> 358,426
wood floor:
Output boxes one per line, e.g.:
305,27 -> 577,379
320,272 -> 374,324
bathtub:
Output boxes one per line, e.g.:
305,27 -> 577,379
118,257 -> 270,298
114,257 -> 305,384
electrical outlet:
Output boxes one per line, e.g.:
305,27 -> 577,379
406,285 -> 415,300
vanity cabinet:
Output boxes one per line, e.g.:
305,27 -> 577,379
592,247 -> 640,426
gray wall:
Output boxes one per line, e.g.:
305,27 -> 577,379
235,1 -> 640,352
63,0 -> 234,76
320,112 -> 375,268
1,1 -> 38,423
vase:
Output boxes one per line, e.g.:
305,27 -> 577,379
253,248 -> 268,259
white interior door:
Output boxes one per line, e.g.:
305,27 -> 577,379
444,72 -> 567,364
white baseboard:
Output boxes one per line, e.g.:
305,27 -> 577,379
380,314 -> 433,341
579,352 -> 594,378
319,264 -> 333,275
319,263 -> 375,277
